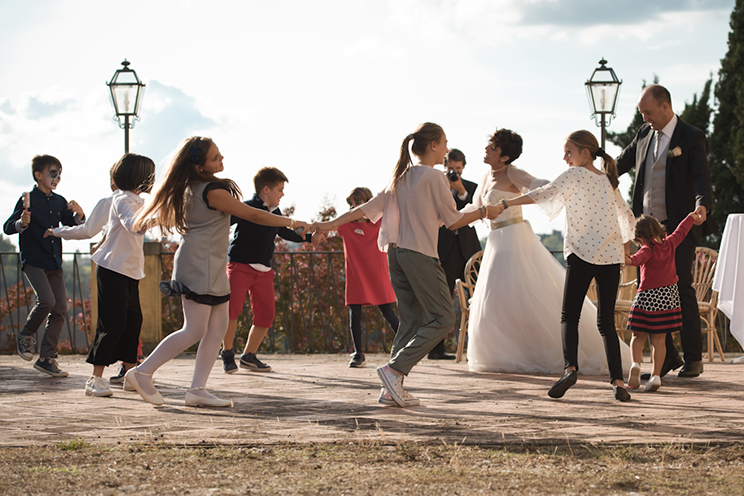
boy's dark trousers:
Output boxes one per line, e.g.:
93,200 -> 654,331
20,264 -> 67,358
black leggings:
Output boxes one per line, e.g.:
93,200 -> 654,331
349,303 -> 399,355
561,254 -> 623,382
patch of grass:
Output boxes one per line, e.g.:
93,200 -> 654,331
54,438 -> 90,451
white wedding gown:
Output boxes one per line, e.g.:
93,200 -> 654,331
467,189 -> 632,376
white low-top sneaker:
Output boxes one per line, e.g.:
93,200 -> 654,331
378,387 -> 420,407
628,363 -> 641,389
85,376 -> 113,397
644,375 -> 662,392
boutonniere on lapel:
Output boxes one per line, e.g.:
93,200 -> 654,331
667,146 -> 682,158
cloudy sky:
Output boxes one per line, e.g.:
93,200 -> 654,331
0,0 -> 735,252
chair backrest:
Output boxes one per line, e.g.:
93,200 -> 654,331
692,246 -> 718,302
463,250 -> 484,287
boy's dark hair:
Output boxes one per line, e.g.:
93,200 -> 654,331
444,149 -> 466,167
31,155 -> 62,181
488,129 -> 523,164
112,153 -> 156,193
254,167 -> 289,193
346,187 -> 373,206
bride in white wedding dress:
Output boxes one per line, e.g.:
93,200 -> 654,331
465,129 -> 631,375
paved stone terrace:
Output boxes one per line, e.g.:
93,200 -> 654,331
1,353 -> 743,447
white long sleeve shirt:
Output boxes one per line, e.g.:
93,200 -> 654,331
90,190 -> 147,280
52,193 -> 116,240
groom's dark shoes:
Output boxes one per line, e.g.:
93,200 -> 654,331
641,354 -> 684,381
677,360 -> 704,377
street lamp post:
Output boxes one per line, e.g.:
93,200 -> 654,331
107,60 -> 145,153
585,58 -> 622,150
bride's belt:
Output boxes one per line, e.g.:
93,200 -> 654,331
490,216 -> 523,231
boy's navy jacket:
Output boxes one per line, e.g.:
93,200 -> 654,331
227,194 -> 311,267
3,186 -> 80,270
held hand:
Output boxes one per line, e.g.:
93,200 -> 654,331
68,200 -> 84,218
486,204 -> 504,219
311,230 -> 326,248
43,228 -> 57,238
20,210 -> 31,228
293,220 -> 310,239
692,206 -> 707,225
624,255 -> 632,266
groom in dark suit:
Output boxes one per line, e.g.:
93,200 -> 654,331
616,84 -> 716,378
430,149 -> 482,360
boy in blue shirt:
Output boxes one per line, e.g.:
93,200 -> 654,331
3,155 -> 85,377
220,167 -> 318,373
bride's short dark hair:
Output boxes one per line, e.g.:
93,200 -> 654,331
488,129 -> 522,164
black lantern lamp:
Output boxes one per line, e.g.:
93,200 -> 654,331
107,60 -> 145,153
585,58 -> 622,150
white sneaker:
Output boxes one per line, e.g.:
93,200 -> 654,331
628,362 -> 641,389
644,375 -> 662,392
376,364 -> 406,407
378,387 -> 420,407
85,376 -> 113,397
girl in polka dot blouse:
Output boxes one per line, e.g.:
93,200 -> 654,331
624,211 -> 699,392
492,130 -> 636,402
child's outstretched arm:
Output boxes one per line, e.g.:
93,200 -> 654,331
207,188 -> 309,235
314,207 -> 366,232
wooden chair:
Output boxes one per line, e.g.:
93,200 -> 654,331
454,249 -> 483,363
693,247 -> 725,362
587,267 -> 638,341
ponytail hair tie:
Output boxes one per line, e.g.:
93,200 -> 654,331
596,147 -> 605,157
407,133 -> 415,140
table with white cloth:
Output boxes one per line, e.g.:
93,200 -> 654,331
712,213 -> 744,362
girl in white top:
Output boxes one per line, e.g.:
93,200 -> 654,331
71,154 -> 154,398
314,122 -> 499,408
493,130 -> 636,402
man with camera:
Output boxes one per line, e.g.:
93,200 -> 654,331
431,149 -> 482,360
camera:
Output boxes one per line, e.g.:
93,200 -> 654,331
446,170 -> 459,182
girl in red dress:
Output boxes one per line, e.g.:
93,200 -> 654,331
337,187 -> 399,369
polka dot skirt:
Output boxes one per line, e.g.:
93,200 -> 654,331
627,283 -> 682,334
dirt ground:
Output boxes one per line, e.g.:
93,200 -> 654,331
3,353 -> 744,494
2,441 -> 744,495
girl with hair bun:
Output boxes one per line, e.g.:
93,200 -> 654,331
126,137 -> 309,407
493,130 -> 636,402
314,123 -> 500,407
624,211 -> 700,392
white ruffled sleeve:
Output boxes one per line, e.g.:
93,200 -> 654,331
527,169 -> 577,221
614,187 -> 636,243
507,165 -> 550,194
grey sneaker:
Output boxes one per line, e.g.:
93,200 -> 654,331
221,349 -> 238,374
16,334 -> 36,361
85,376 -> 113,397
349,353 -> 366,368
34,357 -> 69,378
239,353 -> 272,372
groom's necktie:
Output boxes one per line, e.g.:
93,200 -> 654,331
653,131 -> 660,161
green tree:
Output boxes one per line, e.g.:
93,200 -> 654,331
708,0 -> 744,247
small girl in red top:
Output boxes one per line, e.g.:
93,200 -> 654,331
624,210 -> 702,391
337,187 -> 399,369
